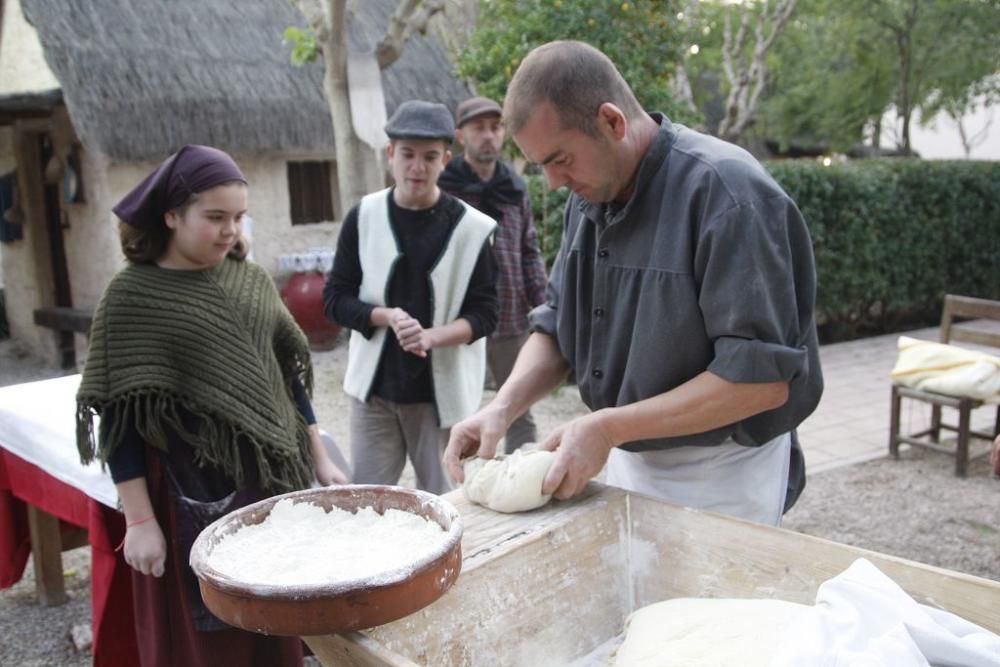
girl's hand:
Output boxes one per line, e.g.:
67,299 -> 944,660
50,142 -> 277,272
308,425 -> 349,485
314,453 -> 349,485
123,518 -> 167,577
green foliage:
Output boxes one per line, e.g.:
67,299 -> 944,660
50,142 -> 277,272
761,0 -> 894,151
526,176 -> 570,269
527,161 -> 1000,342
761,0 -> 1000,152
769,159 -> 1000,340
284,26 -> 319,66
457,0 -> 691,123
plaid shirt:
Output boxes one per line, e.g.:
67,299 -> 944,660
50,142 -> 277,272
448,183 -> 548,337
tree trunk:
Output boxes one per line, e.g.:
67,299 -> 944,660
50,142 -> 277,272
891,0 -> 920,155
298,0 -> 450,215
717,0 -> 797,144
323,0 -> 383,215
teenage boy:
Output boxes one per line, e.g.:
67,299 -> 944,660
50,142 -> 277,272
324,100 -> 498,493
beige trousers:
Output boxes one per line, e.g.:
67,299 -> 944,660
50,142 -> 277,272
348,396 -> 454,494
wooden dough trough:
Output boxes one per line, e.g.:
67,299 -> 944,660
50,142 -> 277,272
304,484 -> 1000,666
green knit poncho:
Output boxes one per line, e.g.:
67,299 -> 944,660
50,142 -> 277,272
77,258 -> 314,493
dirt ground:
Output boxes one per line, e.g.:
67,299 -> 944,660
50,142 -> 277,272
1,335 -> 998,665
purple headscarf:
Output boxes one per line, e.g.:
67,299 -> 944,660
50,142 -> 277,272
113,145 -> 247,228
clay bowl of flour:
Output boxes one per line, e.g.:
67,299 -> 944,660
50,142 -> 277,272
189,484 -> 463,636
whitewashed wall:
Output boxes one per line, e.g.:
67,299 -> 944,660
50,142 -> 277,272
234,152 -> 342,282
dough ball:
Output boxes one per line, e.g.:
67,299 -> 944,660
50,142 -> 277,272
462,449 -> 556,513
613,597 -> 808,666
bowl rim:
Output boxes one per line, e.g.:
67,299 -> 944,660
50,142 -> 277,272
189,484 -> 463,600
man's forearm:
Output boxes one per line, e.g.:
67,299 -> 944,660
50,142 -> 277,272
492,332 -> 570,424
597,371 -> 790,446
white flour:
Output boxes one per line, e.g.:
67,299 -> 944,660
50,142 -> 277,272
207,498 -> 447,586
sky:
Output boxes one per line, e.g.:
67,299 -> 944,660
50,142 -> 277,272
893,104 -> 999,160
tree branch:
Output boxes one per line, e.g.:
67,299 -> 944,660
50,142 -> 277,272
718,0 -> 797,141
375,0 -> 447,69
288,0 -> 330,44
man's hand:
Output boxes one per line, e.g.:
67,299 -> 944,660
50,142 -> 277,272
538,411 -> 618,500
123,519 -> 167,578
444,404 -> 511,482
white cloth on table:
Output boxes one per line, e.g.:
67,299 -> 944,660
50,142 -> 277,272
0,374 -> 117,508
769,558 -> 1000,667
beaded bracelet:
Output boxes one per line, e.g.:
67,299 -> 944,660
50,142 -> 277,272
116,515 -> 157,552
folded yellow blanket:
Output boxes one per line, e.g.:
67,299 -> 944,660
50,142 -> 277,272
891,336 -> 1000,402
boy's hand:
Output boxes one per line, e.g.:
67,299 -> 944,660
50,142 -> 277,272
391,312 -> 432,357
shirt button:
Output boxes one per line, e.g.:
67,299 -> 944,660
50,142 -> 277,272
592,369 -> 604,379
597,248 -> 609,258
594,307 -> 604,317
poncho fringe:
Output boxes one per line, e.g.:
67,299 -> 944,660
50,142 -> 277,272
76,258 -> 315,493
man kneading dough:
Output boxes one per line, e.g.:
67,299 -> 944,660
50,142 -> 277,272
463,449 -> 556,512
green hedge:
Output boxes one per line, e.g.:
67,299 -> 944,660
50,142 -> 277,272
527,160 -> 1000,342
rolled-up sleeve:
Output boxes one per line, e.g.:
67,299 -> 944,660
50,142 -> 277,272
698,196 -> 811,384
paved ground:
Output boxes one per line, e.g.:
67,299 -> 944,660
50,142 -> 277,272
798,324 -> 997,473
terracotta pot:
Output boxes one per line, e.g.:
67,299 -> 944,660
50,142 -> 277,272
280,272 -> 340,351
189,485 -> 464,637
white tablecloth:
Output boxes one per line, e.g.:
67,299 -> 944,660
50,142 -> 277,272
0,374 -> 117,508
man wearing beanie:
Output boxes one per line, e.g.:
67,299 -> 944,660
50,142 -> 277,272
439,96 -> 548,453
324,100 -> 499,493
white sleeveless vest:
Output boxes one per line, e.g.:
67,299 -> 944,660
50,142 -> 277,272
343,188 -> 496,428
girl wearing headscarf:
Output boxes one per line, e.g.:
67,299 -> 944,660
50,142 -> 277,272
77,145 -> 346,666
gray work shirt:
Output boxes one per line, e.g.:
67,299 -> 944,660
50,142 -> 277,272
530,114 -> 823,452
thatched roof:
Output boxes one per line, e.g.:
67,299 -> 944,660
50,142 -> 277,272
19,0 -> 470,161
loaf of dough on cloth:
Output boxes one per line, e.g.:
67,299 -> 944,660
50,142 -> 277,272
612,597 -> 809,666
462,449 -> 556,513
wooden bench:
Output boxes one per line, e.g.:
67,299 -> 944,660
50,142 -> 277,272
889,295 -> 1000,476
33,306 -> 94,369
32,306 -> 94,335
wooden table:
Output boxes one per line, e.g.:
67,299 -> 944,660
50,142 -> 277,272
305,485 -> 1000,666
0,375 -> 138,667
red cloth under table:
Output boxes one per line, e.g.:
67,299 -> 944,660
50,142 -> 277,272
0,449 -> 139,666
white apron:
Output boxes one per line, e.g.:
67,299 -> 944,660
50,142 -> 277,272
605,433 -> 791,526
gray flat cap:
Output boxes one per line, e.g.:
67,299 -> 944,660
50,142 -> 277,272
456,96 -> 503,127
384,100 -> 455,142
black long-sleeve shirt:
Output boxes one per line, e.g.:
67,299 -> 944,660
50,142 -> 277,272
324,191 -> 499,403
